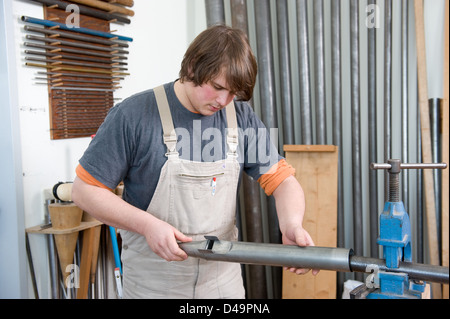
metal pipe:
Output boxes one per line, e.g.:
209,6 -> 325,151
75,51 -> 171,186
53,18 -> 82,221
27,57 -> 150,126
254,0 -> 277,130
370,162 -> 447,170
45,199 -> 60,299
276,0 -> 294,145
24,25 -> 129,47
21,16 -> 133,42
313,0 -> 326,145
51,86 -> 116,92
296,0 -> 312,144
179,237 -> 449,284
180,237 -> 352,272
205,0 -> 225,27
350,0 -> 363,281
429,98 -> 442,254
25,233 -> 39,299
25,50 -> 127,66
349,256 -> 448,285
331,0 -> 344,297
230,0 -> 267,299
254,0 -> 282,299
25,35 -> 129,54
26,62 -> 130,76
24,42 -> 126,60
417,108 -> 424,263
27,57 -> 127,70
384,0 -> 392,201
368,0 -> 379,258
40,71 -> 124,80
401,0 -> 409,211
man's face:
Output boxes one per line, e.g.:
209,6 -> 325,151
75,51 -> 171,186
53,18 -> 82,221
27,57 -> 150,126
184,74 -> 236,116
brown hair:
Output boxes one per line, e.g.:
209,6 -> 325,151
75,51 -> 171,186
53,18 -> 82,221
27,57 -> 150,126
179,24 -> 257,101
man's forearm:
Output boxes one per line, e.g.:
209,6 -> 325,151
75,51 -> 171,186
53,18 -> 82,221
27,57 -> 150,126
71,176 -> 152,236
272,175 -> 306,235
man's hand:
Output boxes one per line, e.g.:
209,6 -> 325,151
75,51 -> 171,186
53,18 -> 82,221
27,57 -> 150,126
143,215 -> 192,261
282,227 -> 320,276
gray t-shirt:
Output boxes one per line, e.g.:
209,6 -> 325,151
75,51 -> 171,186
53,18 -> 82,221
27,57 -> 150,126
79,81 -> 282,210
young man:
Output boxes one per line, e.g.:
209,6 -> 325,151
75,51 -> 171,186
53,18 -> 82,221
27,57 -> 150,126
72,25 -> 318,299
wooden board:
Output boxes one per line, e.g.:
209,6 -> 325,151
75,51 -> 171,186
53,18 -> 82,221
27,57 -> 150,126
26,220 -> 102,235
414,0 -> 441,298
282,145 -> 338,299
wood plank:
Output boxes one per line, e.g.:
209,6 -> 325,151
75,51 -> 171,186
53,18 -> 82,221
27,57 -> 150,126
26,220 -> 102,235
282,145 -> 338,299
284,145 -> 337,152
414,0 -> 441,298
77,227 -> 95,299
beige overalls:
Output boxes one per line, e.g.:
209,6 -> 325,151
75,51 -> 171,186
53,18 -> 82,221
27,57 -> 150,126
119,85 -> 245,299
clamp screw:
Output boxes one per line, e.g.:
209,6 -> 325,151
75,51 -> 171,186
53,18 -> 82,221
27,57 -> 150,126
370,160 -> 447,202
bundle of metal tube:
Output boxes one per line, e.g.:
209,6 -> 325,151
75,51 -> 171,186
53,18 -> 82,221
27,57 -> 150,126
179,238 -> 449,285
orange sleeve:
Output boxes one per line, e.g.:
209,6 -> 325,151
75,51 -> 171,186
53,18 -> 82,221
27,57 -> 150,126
257,159 -> 296,196
75,164 -> 113,191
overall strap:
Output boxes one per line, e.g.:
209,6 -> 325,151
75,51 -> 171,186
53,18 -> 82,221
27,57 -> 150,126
225,101 -> 239,159
153,85 -> 178,157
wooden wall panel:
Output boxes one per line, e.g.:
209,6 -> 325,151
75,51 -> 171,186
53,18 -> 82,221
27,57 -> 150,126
282,145 -> 339,299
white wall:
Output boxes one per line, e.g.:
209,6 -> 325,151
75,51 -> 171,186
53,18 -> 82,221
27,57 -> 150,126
1,0 -> 206,299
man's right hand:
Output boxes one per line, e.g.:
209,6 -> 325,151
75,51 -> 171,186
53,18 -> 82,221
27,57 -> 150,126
143,215 -> 192,261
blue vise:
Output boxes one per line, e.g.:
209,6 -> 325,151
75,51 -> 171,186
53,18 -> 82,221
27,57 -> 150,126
367,159 -> 425,299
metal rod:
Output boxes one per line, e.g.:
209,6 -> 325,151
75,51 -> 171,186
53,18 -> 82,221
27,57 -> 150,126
254,0 -> 282,299
39,81 -> 119,89
25,34 -> 129,54
24,42 -> 127,60
39,71 -> 124,80
368,0 -> 379,259
350,0 -> 363,281
401,0 -> 409,212
21,16 -> 133,42
417,105 -> 424,263
429,98 -> 442,253
371,162 -> 447,170
384,0 -> 393,201
296,0 -> 312,144
27,57 -> 127,70
180,238 -> 352,272
313,0 -> 326,145
254,0 -> 277,130
25,233 -> 39,299
179,238 -> 449,284
230,0 -> 268,299
24,25 -> 128,48
37,77 -> 117,85
205,0 -> 225,27
26,62 -> 130,76
50,86 -> 116,92
276,0 -> 294,145
331,0 -> 345,297
26,0 -> 131,24
25,49 -> 128,66
349,256 -> 448,285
